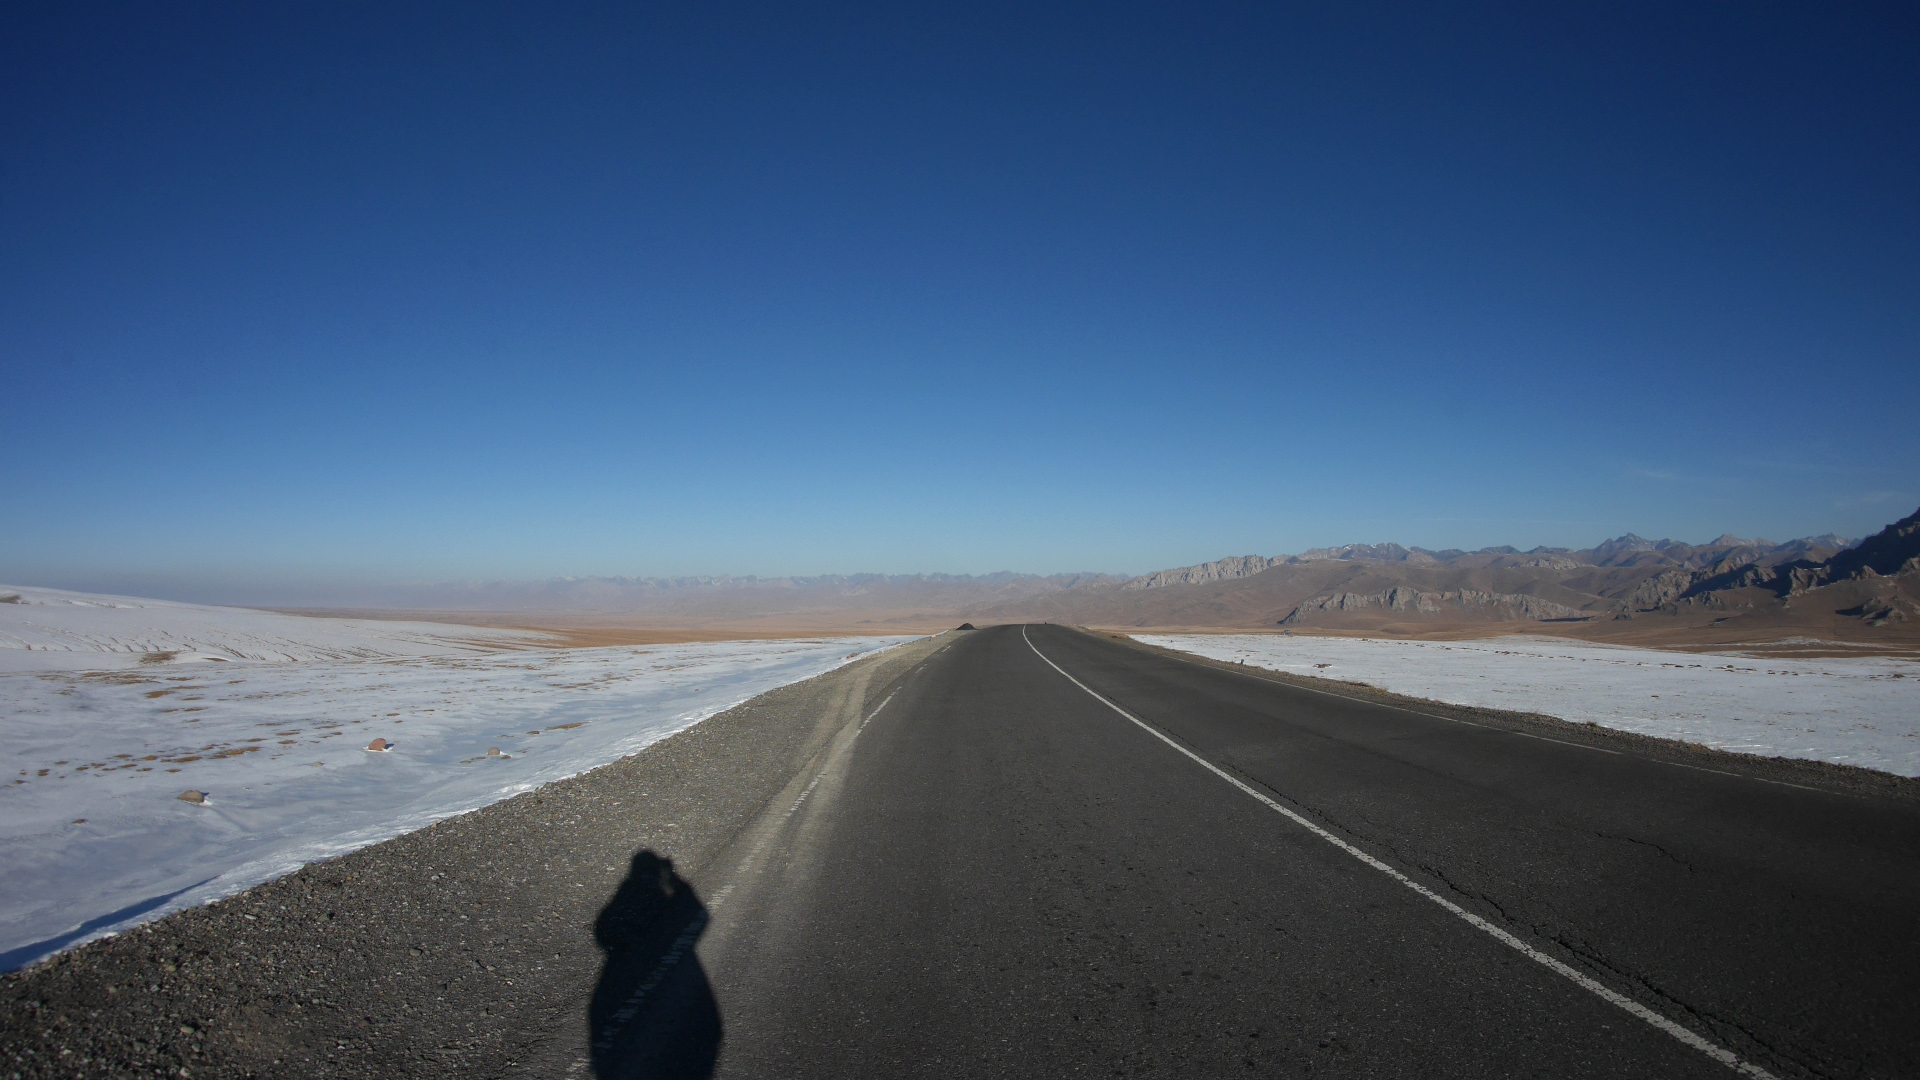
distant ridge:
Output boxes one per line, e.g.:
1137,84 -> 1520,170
954,510 -> 1920,645
1817,508 -> 1920,581
302,570 -> 1130,619
1124,556 -> 1283,590
1120,530 -> 1861,592
249,512 -> 1920,646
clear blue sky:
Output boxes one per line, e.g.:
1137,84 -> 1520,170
4,3 -> 1917,600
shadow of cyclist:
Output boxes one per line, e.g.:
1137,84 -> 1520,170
588,851 -> 721,1079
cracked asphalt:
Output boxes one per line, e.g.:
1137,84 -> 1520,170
6,624 -> 1916,1078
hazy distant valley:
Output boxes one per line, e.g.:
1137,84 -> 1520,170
265,507 -> 1920,653
975,507 -> 1920,652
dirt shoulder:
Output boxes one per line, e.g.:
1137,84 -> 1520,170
0,634 -> 948,1080
1101,630 -> 1920,804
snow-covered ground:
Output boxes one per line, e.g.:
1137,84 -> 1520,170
1137,634 -> 1920,778
0,584 -> 550,671
0,585 -> 910,970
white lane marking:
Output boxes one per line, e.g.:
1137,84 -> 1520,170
1154,645 -> 1617,749
718,762 -> 831,885
1644,756 -> 1828,794
591,908 -> 709,1052
717,680 -> 896,890
784,773 -> 825,818
1022,626 -> 1776,1079
1145,643 -> 1853,791
607,673 -> 914,1052
911,638 -> 956,673
1507,729 -> 1623,754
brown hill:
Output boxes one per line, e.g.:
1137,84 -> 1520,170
300,510 -> 1920,654
298,571 -> 1126,632
958,511 -> 1920,655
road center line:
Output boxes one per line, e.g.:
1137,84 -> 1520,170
1022,626 -> 1775,1079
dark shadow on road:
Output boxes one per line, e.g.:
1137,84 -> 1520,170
589,851 -> 721,1080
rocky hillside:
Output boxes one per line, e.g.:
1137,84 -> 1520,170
962,512 -> 1920,644
1123,556 -> 1285,589
1803,508 -> 1920,581
1665,507 -> 1920,628
292,510 -> 1917,644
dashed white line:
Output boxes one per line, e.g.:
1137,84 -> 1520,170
784,773 -> 824,818
590,909 -> 710,1052
1022,625 -> 1775,1079
1646,756 -> 1828,793
1506,729 -> 1623,754
598,674 -> 910,1055
720,681 -> 897,886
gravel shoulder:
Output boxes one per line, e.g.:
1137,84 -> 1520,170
1,633 -> 947,1080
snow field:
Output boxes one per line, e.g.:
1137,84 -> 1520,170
1135,634 -> 1920,778
0,586 -> 911,970
0,584 -> 549,671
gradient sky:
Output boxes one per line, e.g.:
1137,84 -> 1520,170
4,2 -> 1917,601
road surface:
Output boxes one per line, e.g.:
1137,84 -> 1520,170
569,623 -> 1920,1079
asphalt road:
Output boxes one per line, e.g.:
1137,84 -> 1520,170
10,624 -> 1913,1078
578,623 -> 1920,1079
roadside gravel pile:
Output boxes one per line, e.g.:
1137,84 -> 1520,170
1,635 -> 940,1079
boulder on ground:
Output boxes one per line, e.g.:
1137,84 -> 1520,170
367,738 -> 394,752
176,790 -> 207,804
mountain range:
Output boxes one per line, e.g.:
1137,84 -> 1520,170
303,507 -> 1920,650
964,508 -> 1918,648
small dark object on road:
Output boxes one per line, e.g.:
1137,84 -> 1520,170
956,623 -> 975,631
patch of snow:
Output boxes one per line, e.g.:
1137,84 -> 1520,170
0,585 -> 912,970
0,584 -> 551,671
1135,634 -> 1920,778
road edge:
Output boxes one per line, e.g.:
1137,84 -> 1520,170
1088,627 -> 1920,803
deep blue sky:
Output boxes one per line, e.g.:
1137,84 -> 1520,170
4,2 -> 1917,599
